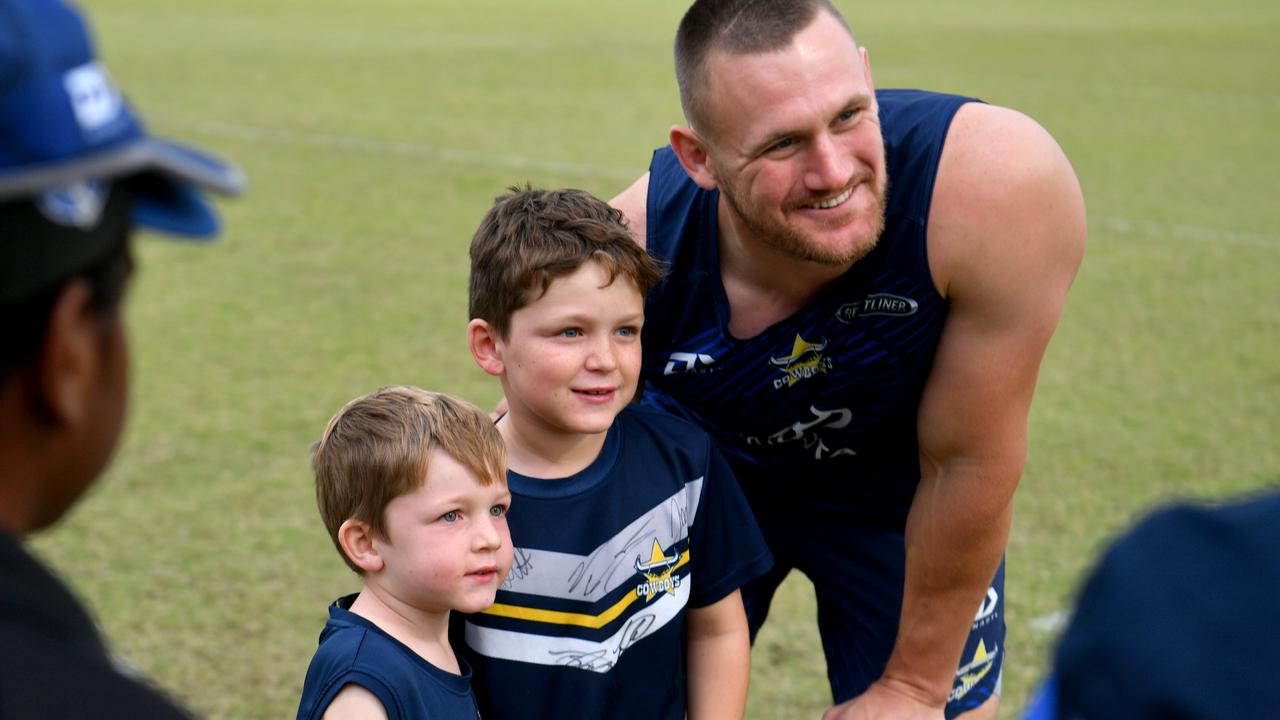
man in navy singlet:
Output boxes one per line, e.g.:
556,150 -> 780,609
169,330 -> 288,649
610,1 -> 1086,718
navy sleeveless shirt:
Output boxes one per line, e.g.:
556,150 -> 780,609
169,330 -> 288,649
640,89 -> 976,518
296,595 -> 481,720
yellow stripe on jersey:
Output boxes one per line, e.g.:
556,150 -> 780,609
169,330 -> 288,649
482,551 -> 690,629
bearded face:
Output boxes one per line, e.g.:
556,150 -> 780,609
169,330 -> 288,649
697,10 -> 889,268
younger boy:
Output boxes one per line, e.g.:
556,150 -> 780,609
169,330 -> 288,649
297,387 -> 514,720
463,188 -> 772,719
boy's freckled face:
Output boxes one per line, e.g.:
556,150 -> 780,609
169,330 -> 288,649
373,450 -> 514,615
497,261 -> 644,439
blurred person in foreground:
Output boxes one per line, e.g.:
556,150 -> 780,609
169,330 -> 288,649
1023,490 -> 1280,720
0,0 -> 244,715
610,1 -> 1086,717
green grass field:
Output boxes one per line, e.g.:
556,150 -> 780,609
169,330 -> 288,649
30,0 -> 1279,717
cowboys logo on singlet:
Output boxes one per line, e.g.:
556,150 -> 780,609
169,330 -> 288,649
950,639 -> 999,702
770,334 -> 833,389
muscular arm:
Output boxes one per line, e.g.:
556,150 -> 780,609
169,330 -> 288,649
828,104 -> 1086,718
687,590 -> 752,720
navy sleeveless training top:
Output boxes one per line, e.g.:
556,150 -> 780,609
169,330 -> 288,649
640,89 -> 976,517
296,595 -> 481,720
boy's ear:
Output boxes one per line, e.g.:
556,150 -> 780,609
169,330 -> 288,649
338,519 -> 384,574
467,319 -> 505,378
669,125 -> 719,191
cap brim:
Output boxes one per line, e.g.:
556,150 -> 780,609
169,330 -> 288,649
0,137 -> 245,238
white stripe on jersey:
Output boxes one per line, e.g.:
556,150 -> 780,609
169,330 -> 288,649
464,577 -> 691,674
499,478 -> 704,603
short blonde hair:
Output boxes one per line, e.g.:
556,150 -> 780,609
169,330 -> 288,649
312,386 -> 506,573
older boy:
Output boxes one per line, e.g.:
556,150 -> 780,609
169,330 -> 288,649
297,387 -> 514,720
463,188 -> 772,719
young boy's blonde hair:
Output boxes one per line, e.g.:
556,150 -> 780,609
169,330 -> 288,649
468,187 -> 663,338
312,386 -> 506,573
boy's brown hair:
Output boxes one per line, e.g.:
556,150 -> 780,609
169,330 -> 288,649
312,386 -> 506,574
468,187 -> 663,338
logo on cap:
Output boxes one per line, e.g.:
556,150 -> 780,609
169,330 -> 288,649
64,62 -> 124,135
36,180 -> 108,228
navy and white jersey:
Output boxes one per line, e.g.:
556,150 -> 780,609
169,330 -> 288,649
458,404 -> 772,720
641,89 -> 977,517
296,594 -> 481,720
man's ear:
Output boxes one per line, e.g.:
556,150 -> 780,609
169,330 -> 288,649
35,280 -> 100,428
338,518 -> 384,574
467,319 -> 505,378
669,125 -> 720,191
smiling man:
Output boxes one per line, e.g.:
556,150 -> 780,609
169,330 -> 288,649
612,1 -> 1086,718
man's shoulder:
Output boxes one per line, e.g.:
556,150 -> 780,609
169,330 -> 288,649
926,100 -> 1084,296
873,89 -> 981,229
877,88 -> 979,118
932,101 -> 1067,193
877,89 -> 980,151
610,145 -> 700,254
636,145 -> 712,262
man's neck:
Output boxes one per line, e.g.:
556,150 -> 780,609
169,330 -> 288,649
717,199 -> 851,339
496,412 -> 608,479
349,584 -> 458,673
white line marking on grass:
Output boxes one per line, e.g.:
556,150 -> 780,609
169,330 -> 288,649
1092,82 -> 1280,110
1092,216 -> 1279,250
152,117 -> 1280,251
1028,610 -> 1069,635
155,117 -> 639,182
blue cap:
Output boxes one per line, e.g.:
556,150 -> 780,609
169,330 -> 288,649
0,0 -> 245,238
